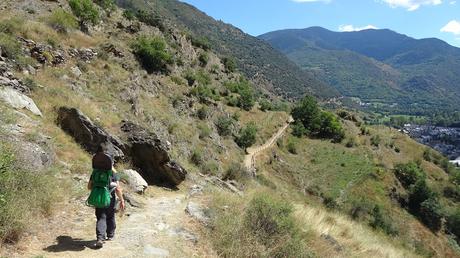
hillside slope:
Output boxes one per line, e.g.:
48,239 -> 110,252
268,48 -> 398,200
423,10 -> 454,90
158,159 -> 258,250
259,27 -> 460,115
114,0 -> 339,99
0,1 -> 459,258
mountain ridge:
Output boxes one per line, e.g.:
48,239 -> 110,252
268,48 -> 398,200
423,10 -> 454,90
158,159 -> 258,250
259,26 -> 460,115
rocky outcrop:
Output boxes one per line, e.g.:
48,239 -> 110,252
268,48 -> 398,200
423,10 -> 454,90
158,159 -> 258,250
121,121 -> 187,187
122,169 -> 148,193
56,107 -> 126,160
0,87 -> 42,116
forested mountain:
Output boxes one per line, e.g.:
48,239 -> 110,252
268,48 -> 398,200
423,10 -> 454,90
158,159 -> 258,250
114,0 -> 339,99
260,27 -> 460,115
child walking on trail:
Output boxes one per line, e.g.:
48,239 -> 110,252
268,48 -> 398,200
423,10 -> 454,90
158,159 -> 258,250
87,144 -> 126,248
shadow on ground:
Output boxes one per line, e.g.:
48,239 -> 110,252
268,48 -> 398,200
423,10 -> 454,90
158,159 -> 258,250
43,235 -> 99,252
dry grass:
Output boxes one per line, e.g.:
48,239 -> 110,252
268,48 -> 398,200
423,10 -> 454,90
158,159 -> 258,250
294,203 -> 418,258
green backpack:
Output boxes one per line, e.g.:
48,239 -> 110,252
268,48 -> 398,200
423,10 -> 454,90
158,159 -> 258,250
87,169 -> 113,208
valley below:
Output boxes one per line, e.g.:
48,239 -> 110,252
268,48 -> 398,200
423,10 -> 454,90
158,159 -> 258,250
403,124 -> 460,160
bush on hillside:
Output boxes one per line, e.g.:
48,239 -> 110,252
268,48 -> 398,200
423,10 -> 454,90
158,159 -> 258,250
0,33 -> 21,59
224,77 -> 255,111
46,9 -> 78,34
190,148 -> 203,166
197,123 -> 211,139
222,162 -> 249,182
291,95 -> 344,141
291,121 -> 308,138
196,106 -> 209,120
370,135 -> 381,147
198,52 -> 209,67
122,9 -> 136,20
394,162 -> 426,188
244,194 -> 307,257
68,0 -> 100,28
287,137 -> 298,154
0,144 -> 59,243
235,123 -> 257,149
369,205 -> 398,236
237,87 -> 255,111
189,36 -> 211,51
136,10 -> 165,32
94,0 -> 116,14
222,56 -> 236,73
0,18 -> 24,35
408,179 -> 436,214
259,99 -> 273,112
419,197 -> 443,231
215,116 -> 235,136
131,36 -> 173,73
446,209 -> 460,242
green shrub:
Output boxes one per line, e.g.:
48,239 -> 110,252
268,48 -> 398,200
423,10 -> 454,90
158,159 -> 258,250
259,99 -> 273,112
196,106 -> 209,120
394,162 -> 426,188
408,179 -> 435,214
446,209 -> 460,242
419,197 -> 443,231
244,194 -> 307,257
202,161 -> 219,175
136,10 -> 165,32
287,137 -> 298,154
0,33 -> 21,59
323,195 -> 338,209
23,77 -> 38,91
195,69 -> 211,86
94,0 -> 115,14
237,88 -> 255,111
0,18 -> 24,35
235,123 -> 257,149
184,70 -> 197,86
198,52 -> 209,67
197,123 -> 211,139
68,0 -> 100,26
190,85 -> 217,103
122,9 -> 136,20
291,121 -> 308,138
0,144 -> 60,243
131,36 -> 173,73
190,148 -> 203,166
189,36 -> 211,51
222,162 -> 249,182
215,116 -> 234,136
370,135 -> 381,147
46,9 -> 78,33
291,95 -> 344,141
345,137 -> 357,148
369,205 -> 398,236
452,170 -> 460,185
222,56 -> 236,73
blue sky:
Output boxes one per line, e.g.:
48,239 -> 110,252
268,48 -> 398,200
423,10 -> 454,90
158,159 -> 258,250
181,0 -> 460,47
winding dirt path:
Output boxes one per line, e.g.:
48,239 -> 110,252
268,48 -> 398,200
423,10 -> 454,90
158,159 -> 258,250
244,116 -> 294,173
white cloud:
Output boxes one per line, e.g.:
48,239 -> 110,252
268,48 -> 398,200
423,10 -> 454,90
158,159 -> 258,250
382,0 -> 442,11
291,0 -> 331,3
441,20 -> 460,35
338,24 -> 378,32
450,0 -> 457,4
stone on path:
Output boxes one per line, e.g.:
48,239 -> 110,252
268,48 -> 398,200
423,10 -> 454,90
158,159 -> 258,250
143,245 -> 169,257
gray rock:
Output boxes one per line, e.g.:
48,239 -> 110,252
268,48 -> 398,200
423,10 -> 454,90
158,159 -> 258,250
56,107 -> 126,160
185,202 -> 210,226
0,87 -> 42,116
122,169 -> 148,193
169,227 -> 198,244
143,245 -> 169,257
123,192 -> 144,208
70,66 -> 82,77
121,121 -> 187,187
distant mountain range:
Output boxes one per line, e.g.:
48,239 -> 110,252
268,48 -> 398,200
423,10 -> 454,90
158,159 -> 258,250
115,0 -> 339,99
259,27 -> 460,115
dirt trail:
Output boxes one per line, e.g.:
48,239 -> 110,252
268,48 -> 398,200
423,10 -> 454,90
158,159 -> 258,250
244,116 -> 294,172
20,188 -> 211,258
